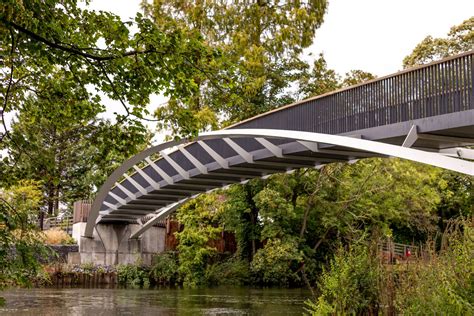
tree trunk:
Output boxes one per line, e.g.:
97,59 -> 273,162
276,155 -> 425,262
39,209 -> 44,230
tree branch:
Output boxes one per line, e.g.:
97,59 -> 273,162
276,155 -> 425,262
1,18 -> 155,62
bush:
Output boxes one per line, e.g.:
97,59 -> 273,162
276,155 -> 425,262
250,238 -> 303,285
42,228 -> 75,245
305,240 -> 381,315
117,264 -> 150,287
394,221 -> 474,314
306,220 -> 474,315
205,257 -> 250,285
149,252 -> 179,285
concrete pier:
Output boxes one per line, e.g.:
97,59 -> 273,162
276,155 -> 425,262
72,222 -> 166,265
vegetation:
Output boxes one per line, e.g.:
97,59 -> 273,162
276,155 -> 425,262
0,1 -> 472,314
403,17 -> 473,68
41,229 -> 75,245
142,0 -> 329,138
117,263 -> 150,288
149,252 -> 179,285
0,181 -> 49,289
305,219 -> 474,315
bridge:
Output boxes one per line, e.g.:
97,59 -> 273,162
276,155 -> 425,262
74,51 -> 474,264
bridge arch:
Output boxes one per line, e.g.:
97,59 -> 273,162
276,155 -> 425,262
85,128 -> 474,239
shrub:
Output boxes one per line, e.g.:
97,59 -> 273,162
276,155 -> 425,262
305,240 -> 381,315
117,264 -> 150,287
394,221 -> 474,314
149,252 -> 179,285
42,228 -> 75,245
205,257 -> 250,285
250,238 -> 303,285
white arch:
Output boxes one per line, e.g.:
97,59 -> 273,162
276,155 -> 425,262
85,129 -> 474,238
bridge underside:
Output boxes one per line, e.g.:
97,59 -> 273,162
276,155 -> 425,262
84,111 -> 474,239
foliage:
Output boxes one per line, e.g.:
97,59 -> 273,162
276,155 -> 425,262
298,53 -> 376,99
0,181 -> 49,289
298,53 -> 341,98
71,263 -> 116,275
305,238 -> 381,315
341,69 -> 376,87
205,257 -> 250,286
1,73 -> 150,224
403,17 -> 474,68
251,238 -> 303,286
143,0 -> 328,137
394,220 -> 474,314
221,179 -> 264,262
175,193 -> 224,286
305,219 -> 474,315
219,159 -> 441,286
0,0 -> 213,122
41,229 -> 76,245
149,251 -> 179,285
117,263 -> 150,288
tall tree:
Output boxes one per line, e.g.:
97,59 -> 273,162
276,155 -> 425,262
142,0 -> 328,138
403,16 -> 473,68
1,0 -> 215,141
1,72 -> 150,227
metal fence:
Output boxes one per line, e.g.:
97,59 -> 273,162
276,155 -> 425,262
235,51 -> 474,134
379,240 -> 418,264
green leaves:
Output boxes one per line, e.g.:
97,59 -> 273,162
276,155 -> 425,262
2,71 -> 150,218
0,180 -> 48,289
143,0 -> 328,137
403,17 -> 474,68
175,193 -> 224,286
250,238 -> 303,285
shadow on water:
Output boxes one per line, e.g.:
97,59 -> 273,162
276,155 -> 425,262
0,286 -> 312,315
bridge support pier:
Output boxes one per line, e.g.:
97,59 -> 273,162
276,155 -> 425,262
72,222 -> 166,265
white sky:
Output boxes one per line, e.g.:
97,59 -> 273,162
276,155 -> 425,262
90,0 -> 474,141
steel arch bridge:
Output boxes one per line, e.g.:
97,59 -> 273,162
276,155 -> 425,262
85,51 -> 474,239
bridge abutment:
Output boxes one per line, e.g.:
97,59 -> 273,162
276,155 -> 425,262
72,222 -> 165,265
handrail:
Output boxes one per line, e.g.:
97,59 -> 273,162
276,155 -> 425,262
233,50 -> 474,135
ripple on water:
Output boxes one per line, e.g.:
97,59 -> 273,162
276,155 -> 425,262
0,287 -> 311,315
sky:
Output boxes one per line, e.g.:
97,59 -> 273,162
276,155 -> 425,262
85,0 -> 474,142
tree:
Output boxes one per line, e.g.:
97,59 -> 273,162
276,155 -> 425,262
1,71 -> 150,228
1,1 -> 221,230
175,193 -> 224,286
403,17 -> 474,68
298,53 -> 341,98
1,0 -> 215,141
341,69 -> 376,87
298,53 -> 376,99
142,0 -> 328,137
0,181 -> 47,291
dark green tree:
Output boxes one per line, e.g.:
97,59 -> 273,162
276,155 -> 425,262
1,72 -> 150,227
142,0 -> 328,137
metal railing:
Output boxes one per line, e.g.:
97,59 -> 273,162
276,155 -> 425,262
379,240 -> 418,263
236,51 -> 474,134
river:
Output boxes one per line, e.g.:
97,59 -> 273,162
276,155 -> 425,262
0,286 -> 312,315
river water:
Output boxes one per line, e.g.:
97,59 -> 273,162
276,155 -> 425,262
0,286 -> 312,315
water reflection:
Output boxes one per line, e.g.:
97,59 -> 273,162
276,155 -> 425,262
0,286 -> 311,315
